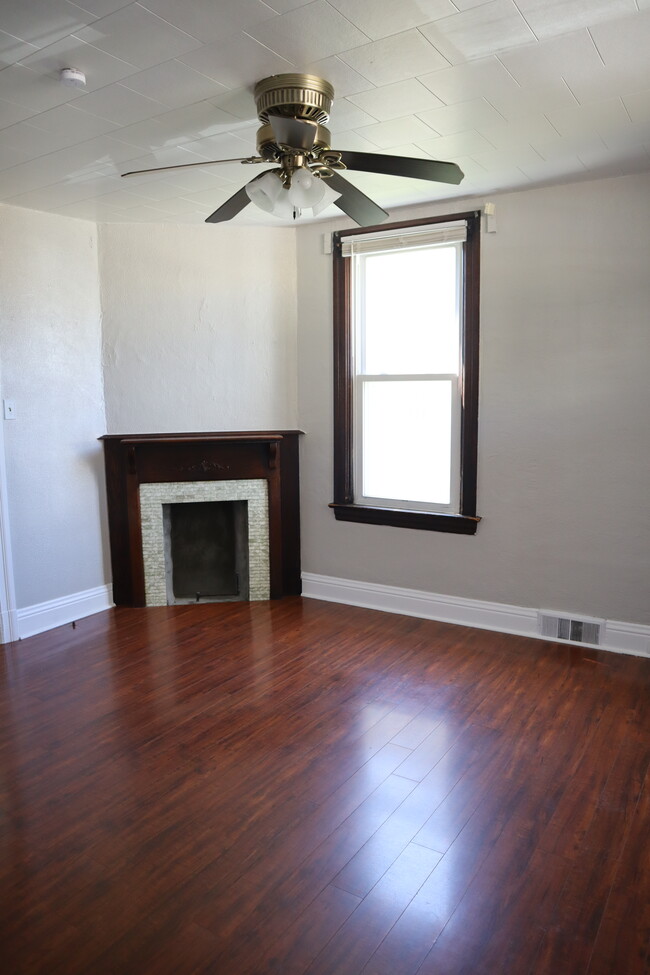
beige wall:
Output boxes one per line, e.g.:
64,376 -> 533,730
0,205 -> 109,608
296,173 -> 650,626
99,222 -> 298,434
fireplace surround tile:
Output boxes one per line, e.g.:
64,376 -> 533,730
140,480 -> 269,605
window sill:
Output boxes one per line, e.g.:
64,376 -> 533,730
329,503 -> 480,534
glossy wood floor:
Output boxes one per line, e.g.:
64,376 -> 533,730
1,598 -> 650,975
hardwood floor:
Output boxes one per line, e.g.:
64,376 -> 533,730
1,598 -> 649,974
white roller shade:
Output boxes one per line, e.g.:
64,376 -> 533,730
340,220 -> 467,257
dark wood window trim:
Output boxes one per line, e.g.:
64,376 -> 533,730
331,210 -> 481,535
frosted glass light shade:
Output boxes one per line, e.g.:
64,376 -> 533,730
245,171 -> 283,212
271,193 -> 299,219
246,167 -> 341,220
287,168 -> 326,208
312,179 -> 341,215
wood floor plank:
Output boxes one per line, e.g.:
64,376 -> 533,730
360,804 -> 509,975
331,724 -> 498,898
257,883 -> 362,975
306,842 -> 441,975
190,772 -> 419,969
1,598 -> 649,975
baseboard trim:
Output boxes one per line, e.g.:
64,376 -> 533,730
15,584 -> 114,641
301,573 -> 650,659
0,607 -> 19,644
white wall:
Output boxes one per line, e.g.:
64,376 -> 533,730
99,223 -> 298,433
0,205 -> 109,611
296,174 -> 650,626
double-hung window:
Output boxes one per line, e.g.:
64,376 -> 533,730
331,211 -> 481,534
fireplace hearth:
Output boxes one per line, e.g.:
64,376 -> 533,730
100,431 -> 302,607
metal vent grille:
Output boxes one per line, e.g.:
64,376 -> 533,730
539,613 -> 602,646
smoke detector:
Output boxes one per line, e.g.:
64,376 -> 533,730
59,67 -> 86,89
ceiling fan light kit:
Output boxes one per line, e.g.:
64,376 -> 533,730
122,73 -> 464,227
245,165 -> 341,221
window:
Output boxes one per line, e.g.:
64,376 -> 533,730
331,211 -> 481,534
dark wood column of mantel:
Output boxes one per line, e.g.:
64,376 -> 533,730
100,431 -> 303,607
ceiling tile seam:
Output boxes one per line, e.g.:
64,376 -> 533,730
257,0 -> 287,16
239,30 -> 299,68
71,83 -> 173,122
586,27 -> 607,68
513,166 -> 533,182
541,113 -> 564,140
330,90 -> 383,125
413,27 -> 452,69
411,113 -> 444,139
471,97 -> 510,126
319,0 -> 374,45
620,96 -> 634,125
0,11 -> 98,51
0,29 -> 40,55
509,0 -> 541,43
116,58 -> 233,100
0,85 -> 86,129
66,0 -> 115,23
0,134 -> 147,198
525,143 -> 553,164
15,97 -> 154,140
333,27 -> 452,75
494,55 -> 524,90
2,114 -> 119,148
327,54 -> 376,94
131,1 -> 216,46
556,77 -> 583,112
0,70 -> 183,133
2,172 -> 121,208
19,31 -> 141,74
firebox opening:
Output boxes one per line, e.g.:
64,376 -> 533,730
162,501 -> 249,604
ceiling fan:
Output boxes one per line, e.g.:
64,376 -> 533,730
122,73 -> 464,227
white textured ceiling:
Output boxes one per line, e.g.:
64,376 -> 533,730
0,0 -> 649,225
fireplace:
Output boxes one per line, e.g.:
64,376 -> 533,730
164,500 -> 249,603
100,431 -> 302,607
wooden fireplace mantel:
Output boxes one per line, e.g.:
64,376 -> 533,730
100,430 -> 303,607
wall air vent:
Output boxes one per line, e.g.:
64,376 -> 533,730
538,612 -> 603,646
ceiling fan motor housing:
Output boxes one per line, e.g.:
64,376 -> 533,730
254,73 -> 335,159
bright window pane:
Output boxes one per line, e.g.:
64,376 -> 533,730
362,246 -> 459,375
362,380 -> 452,505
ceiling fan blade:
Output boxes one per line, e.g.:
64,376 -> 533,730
326,171 -> 389,228
122,156 -> 265,178
338,151 -> 464,185
268,114 -> 318,151
205,184 -> 251,224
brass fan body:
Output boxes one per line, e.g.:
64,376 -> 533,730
253,74 -> 342,177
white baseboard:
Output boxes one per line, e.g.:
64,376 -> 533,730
0,607 -> 19,644
15,584 -> 114,641
301,573 -> 650,659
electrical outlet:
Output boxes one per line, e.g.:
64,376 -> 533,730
3,399 -> 16,420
